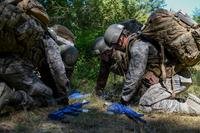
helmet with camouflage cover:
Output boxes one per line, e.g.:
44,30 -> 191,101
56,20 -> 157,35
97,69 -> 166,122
92,36 -> 112,55
104,24 -> 125,46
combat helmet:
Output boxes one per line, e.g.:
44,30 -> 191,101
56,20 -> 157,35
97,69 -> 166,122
92,36 -> 112,55
104,24 -> 124,46
61,46 -> 79,66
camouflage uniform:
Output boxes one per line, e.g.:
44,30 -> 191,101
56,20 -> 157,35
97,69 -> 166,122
94,20 -> 142,94
139,74 -> 196,114
95,49 -> 128,93
39,25 -> 78,97
48,24 -> 78,80
0,0 -> 72,109
100,18 -> 200,114
121,40 -> 159,101
121,39 -> 200,114
0,55 -> 53,109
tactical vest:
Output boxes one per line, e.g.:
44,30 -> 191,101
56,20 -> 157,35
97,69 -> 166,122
110,49 -> 129,76
110,33 -> 139,76
141,9 -> 200,67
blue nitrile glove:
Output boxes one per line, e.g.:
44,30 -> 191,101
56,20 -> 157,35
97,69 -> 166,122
107,103 -> 146,123
68,90 -> 90,100
48,101 -> 89,120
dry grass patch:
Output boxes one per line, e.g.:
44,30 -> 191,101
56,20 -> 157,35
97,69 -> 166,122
0,96 -> 200,133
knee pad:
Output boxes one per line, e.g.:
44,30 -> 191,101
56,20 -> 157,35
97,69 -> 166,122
61,46 -> 79,66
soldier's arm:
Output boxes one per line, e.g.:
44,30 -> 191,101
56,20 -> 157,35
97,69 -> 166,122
121,40 -> 149,102
96,59 -> 111,90
42,34 -> 69,97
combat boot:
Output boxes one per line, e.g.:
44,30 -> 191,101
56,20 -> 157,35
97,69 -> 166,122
8,90 -> 35,109
9,90 -> 55,110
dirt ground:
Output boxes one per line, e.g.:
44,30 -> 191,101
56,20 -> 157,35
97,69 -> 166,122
0,96 -> 200,133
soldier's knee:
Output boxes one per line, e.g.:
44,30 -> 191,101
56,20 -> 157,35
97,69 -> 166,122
61,46 -> 79,66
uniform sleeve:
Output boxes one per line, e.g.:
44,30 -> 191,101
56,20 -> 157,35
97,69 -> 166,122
95,59 -> 111,90
122,40 -> 149,102
42,34 -> 69,96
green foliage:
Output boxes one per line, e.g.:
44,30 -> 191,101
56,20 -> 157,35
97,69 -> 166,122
71,55 -> 100,91
45,0 -> 166,53
193,8 -> 200,23
42,0 -> 166,90
74,55 -> 100,80
75,28 -> 104,53
45,0 -> 166,29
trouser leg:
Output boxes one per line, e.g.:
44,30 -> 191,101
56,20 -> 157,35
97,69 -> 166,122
0,55 -> 53,106
139,74 -> 200,114
0,81 -> 36,110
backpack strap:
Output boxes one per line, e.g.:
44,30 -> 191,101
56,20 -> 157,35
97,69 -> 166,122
160,44 -> 166,82
161,43 -> 176,98
170,65 -> 176,99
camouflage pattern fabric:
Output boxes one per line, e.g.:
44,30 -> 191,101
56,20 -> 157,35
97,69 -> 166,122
141,9 -> 200,67
95,20 -> 143,94
139,74 -> 200,114
0,55 -> 53,109
48,25 -> 79,80
38,36 -> 78,97
0,2 -> 45,54
120,39 -> 200,114
0,55 -> 53,97
50,24 -> 76,43
95,49 -> 128,94
121,40 -> 159,102
0,1 -> 71,98
192,27 -> 200,46
95,39 -> 161,98
42,35 -> 69,96
17,0 -> 50,26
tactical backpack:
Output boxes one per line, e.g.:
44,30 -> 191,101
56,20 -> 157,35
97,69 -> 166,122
141,9 -> 200,67
0,0 -> 49,54
1,0 -> 49,25
17,0 -> 49,25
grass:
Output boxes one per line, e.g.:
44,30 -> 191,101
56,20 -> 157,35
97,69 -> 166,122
0,60 -> 200,133
0,96 -> 200,133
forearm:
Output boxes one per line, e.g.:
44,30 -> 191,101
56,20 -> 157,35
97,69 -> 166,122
96,60 -> 111,90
